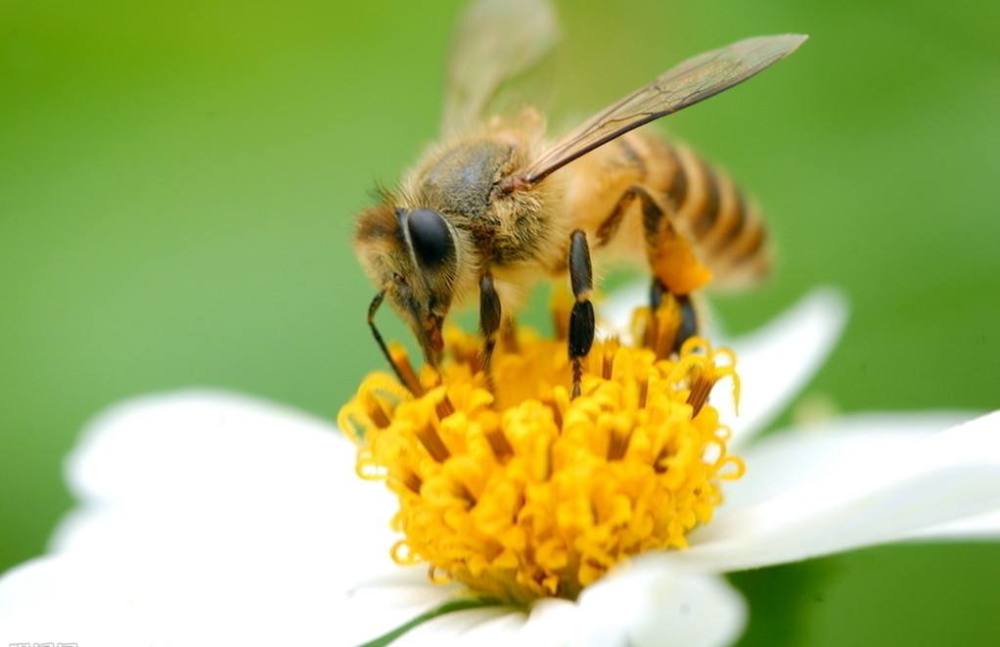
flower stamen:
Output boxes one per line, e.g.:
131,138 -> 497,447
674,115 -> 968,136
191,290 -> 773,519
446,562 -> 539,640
687,371 -> 716,416
338,299 -> 744,605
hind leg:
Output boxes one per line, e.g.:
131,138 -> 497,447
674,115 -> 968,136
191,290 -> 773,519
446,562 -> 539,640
647,276 -> 698,355
596,184 -> 709,354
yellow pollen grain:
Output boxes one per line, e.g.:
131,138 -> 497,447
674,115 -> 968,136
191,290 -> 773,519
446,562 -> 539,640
337,308 -> 743,605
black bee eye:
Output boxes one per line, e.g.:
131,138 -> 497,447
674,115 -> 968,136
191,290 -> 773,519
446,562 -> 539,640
405,208 -> 454,269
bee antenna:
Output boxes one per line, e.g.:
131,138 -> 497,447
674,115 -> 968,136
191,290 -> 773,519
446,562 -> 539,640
367,290 -> 409,387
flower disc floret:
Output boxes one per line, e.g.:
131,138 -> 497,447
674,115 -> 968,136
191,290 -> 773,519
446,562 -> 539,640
339,323 -> 742,604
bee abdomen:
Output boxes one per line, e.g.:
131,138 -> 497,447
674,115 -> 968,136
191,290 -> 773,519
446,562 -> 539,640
643,135 -> 770,286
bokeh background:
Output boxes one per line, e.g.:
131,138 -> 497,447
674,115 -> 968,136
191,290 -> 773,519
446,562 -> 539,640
2,0 -> 998,643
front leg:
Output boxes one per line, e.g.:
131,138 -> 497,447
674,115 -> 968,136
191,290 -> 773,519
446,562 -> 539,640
479,272 -> 502,377
567,230 -> 596,399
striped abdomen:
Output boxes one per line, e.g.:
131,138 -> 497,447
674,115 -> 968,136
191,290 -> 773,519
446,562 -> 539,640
623,132 -> 770,288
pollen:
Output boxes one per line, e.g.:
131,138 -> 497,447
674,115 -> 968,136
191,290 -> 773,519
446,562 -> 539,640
338,302 -> 743,605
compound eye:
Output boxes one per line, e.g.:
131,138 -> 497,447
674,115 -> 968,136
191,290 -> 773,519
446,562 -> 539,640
405,208 -> 454,269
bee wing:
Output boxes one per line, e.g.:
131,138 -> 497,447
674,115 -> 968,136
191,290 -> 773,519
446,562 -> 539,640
442,0 -> 559,136
521,34 -> 807,184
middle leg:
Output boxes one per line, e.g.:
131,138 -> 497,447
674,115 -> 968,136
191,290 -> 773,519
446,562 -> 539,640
567,229 -> 596,399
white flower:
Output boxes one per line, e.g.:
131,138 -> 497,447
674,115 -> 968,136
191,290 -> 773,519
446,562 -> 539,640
1,288 -> 998,647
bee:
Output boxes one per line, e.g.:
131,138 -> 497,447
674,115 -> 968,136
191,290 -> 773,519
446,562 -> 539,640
354,0 -> 805,396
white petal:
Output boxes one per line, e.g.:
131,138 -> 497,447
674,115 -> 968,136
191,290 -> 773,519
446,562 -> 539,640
1,391 -> 407,646
67,389 -> 353,505
345,560 -> 746,646
716,288 -> 848,450
572,557 -> 746,647
56,390 -> 397,561
340,569 -> 470,646
674,411 -> 1000,572
393,607 -> 520,647
911,510 -> 1000,540
518,561 -> 745,646
518,598 -> 580,645
461,611 -> 533,643
725,411 -> 971,510
0,549 -> 351,647
0,555 -> 137,646
340,570 -> 537,646
724,410 -> 1000,541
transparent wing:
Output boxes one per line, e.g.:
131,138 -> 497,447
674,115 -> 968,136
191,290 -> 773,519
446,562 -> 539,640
521,34 -> 807,184
442,0 -> 559,135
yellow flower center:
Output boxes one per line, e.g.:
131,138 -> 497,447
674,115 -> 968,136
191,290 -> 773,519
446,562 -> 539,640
338,300 -> 743,605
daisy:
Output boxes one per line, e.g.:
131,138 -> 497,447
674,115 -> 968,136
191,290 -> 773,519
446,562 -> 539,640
0,287 -> 997,647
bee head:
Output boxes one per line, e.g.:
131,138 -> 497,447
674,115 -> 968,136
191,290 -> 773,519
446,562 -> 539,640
354,203 -> 459,367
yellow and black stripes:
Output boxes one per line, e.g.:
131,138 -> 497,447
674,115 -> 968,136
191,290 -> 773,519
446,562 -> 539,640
634,134 -> 770,285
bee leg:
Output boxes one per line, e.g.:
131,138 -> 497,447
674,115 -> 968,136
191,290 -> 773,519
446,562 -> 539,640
650,279 -> 698,352
596,185 -> 700,353
594,184 -> 668,250
479,272 -> 502,379
635,186 -> 699,352
677,295 -> 698,350
567,230 -> 596,399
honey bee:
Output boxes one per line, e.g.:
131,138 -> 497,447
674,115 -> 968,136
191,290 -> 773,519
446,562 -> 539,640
354,0 -> 805,396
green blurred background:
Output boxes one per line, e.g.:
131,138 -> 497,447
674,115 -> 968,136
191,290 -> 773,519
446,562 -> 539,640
2,0 -> 998,643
